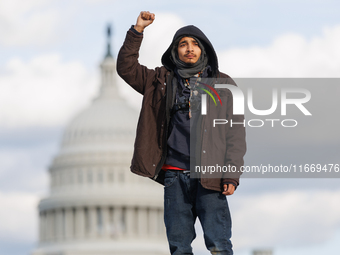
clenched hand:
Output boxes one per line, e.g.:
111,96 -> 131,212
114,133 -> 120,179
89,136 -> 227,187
134,11 -> 155,33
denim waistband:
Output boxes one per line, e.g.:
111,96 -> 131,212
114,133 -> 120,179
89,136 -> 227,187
168,169 -> 191,176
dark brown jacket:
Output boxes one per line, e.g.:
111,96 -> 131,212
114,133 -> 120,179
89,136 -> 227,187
117,29 -> 246,192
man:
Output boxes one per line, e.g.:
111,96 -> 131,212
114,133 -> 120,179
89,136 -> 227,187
117,11 -> 246,255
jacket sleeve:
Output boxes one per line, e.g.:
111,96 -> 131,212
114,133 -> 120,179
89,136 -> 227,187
116,29 -> 160,95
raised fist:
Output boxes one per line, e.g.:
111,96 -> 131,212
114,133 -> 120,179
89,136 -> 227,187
134,11 -> 155,33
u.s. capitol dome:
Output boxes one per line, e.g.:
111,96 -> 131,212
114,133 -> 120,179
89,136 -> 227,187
32,26 -> 167,255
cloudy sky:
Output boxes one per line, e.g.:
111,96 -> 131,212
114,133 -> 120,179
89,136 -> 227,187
0,0 -> 340,255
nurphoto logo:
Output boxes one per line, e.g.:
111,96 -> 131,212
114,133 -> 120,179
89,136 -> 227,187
200,82 -> 312,128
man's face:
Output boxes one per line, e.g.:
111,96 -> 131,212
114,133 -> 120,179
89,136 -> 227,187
177,37 -> 202,64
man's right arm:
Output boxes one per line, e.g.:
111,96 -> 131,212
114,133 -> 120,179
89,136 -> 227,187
116,11 -> 157,95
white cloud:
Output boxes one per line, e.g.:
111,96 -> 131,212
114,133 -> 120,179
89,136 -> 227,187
0,0 -> 61,46
230,190 -> 340,250
0,146 -> 50,194
0,54 -> 98,128
0,191 -> 39,243
219,25 -> 340,77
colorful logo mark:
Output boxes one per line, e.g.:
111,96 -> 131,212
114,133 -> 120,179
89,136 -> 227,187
197,81 -> 222,106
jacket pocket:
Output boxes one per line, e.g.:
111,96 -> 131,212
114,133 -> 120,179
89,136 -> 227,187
150,79 -> 166,108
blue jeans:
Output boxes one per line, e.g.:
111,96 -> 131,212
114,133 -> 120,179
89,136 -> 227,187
164,170 -> 233,255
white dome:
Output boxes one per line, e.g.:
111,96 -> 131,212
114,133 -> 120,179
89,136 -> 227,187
66,98 -> 138,133
46,56 -> 148,198
60,96 -> 139,154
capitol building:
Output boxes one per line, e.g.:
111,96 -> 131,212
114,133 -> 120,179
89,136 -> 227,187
32,27 -> 168,255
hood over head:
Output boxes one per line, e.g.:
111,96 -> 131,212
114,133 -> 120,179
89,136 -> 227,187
161,25 -> 219,77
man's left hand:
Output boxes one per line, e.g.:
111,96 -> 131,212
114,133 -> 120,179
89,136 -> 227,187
222,184 -> 235,196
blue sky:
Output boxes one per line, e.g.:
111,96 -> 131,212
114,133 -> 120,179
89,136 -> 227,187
1,1 -> 340,255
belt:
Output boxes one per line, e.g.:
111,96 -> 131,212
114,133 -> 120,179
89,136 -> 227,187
168,169 -> 191,176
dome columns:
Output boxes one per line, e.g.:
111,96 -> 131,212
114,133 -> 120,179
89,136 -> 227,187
38,205 -> 165,243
